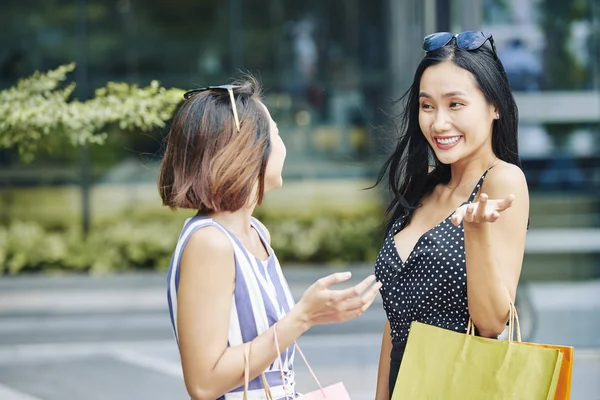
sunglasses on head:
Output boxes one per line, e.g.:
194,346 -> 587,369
184,85 -> 242,132
422,30 -> 497,59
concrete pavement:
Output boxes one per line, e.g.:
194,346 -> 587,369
1,267 -> 599,346
0,268 -> 599,399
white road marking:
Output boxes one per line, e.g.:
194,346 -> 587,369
0,336 -> 598,364
0,340 -> 172,365
0,289 -> 167,313
111,349 -> 183,378
0,383 -> 44,400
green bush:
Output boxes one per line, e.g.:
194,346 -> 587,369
0,63 -> 184,162
0,206 -> 386,275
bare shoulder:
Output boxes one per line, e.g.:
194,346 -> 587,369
481,161 -> 530,231
177,224 -> 235,303
483,161 -> 529,197
182,225 -> 234,266
187,225 -> 232,251
252,217 -> 271,244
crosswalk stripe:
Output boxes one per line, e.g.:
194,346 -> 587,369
0,383 -> 44,400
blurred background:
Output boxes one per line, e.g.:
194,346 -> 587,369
0,0 -> 598,399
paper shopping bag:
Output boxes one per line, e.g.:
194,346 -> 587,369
272,325 -> 352,400
521,341 -> 573,400
508,303 -> 573,399
392,303 -> 564,400
296,382 -> 351,400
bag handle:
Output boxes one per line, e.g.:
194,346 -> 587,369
243,342 -> 273,400
467,301 -> 521,342
508,301 -> 522,343
272,323 -> 328,399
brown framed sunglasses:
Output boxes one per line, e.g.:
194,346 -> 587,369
184,85 -> 242,132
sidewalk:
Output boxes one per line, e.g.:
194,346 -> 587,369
0,269 -> 599,399
1,267 -> 599,315
0,266 -> 374,314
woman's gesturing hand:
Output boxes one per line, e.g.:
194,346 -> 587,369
451,193 -> 515,226
296,272 -> 382,327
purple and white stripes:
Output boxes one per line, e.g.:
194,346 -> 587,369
167,216 -> 296,400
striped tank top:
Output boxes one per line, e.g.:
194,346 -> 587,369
167,216 -> 297,400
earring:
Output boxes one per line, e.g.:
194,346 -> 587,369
496,112 -> 500,119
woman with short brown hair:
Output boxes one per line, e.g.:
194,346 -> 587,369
160,76 -> 381,400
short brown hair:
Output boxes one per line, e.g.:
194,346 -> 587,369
158,75 -> 271,213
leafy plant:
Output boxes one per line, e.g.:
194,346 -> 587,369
0,207 -> 386,275
0,63 -> 185,162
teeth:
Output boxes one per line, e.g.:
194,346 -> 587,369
436,137 -> 460,145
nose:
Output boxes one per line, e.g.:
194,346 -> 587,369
432,110 -> 452,133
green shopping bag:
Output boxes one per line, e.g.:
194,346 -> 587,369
392,304 -> 563,400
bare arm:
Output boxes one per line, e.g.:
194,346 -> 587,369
454,164 -> 529,337
177,226 -> 381,400
375,320 -> 392,400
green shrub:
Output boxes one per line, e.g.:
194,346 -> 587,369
0,63 -> 184,162
0,206 -> 386,275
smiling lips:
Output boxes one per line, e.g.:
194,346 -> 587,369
435,136 -> 462,150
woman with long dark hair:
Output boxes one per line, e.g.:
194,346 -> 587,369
373,31 -> 530,399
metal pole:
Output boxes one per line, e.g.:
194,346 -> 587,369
229,0 -> 243,74
424,0 -> 437,35
436,0 -> 451,32
76,0 -> 91,235
459,0 -> 482,30
594,1 -> 600,91
388,0 -> 426,99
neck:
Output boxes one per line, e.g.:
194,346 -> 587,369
448,154 -> 497,188
207,205 -> 256,238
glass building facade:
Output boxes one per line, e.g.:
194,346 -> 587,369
1,0 -> 599,278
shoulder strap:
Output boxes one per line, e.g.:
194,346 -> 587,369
467,171 -> 488,203
250,217 -> 270,245
179,217 -> 226,246
467,161 -> 499,203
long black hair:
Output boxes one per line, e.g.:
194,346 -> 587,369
376,38 -> 520,230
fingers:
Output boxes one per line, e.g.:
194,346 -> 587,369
338,279 -> 382,319
444,193 -> 517,227
496,194 -> 515,211
451,203 -> 470,226
489,211 -> 500,222
334,275 -> 377,301
302,276 -> 382,325
451,210 -> 463,226
316,271 -> 352,289
475,193 -> 488,223
464,203 -> 476,223
360,281 -> 381,312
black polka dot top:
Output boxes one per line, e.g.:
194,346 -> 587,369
374,169 -> 490,343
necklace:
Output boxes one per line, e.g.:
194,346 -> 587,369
446,180 -> 472,190
446,158 -> 498,190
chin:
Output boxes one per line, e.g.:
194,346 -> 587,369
433,151 -> 461,165
264,177 -> 283,192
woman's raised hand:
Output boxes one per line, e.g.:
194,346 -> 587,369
296,272 -> 382,327
451,193 -> 515,226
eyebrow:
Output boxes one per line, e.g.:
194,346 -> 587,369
419,91 -> 468,98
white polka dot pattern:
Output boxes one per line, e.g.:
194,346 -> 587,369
374,170 -> 490,343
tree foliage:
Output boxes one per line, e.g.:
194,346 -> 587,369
0,63 -> 184,162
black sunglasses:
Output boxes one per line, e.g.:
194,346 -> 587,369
183,85 -> 242,132
422,31 -> 497,59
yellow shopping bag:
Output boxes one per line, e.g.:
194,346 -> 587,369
392,304 -> 564,400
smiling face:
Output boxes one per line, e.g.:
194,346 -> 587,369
418,60 -> 499,165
